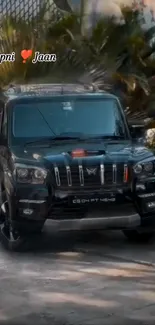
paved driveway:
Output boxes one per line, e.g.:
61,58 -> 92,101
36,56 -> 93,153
0,227 -> 155,325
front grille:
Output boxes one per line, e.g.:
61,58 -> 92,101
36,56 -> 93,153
53,163 -> 128,188
49,206 -> 86,220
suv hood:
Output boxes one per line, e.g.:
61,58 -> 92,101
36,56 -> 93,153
11,140 -> 154,166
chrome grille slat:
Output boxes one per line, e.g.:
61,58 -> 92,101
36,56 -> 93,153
100,164 -> 104,185
112,164 -> 117,183
54,163 -> 127,187
54,166 -> 61,186
123,164 -> 128,183
66,166 -> 72,186
79,165 -> 84,186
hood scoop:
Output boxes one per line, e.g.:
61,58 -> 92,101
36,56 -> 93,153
70,148 -> 106,158
85,150 -> 106,156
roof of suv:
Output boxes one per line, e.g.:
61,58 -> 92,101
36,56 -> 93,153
2,83 -> 117,101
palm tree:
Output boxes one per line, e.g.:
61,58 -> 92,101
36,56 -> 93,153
84,4 -> 155,114
0,1 -> 155,119
0,10 -> 84,86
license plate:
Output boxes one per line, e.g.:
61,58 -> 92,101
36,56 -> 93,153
71,195 -> 116,204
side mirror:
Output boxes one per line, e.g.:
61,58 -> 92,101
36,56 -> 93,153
148,108 -> 155,119
129,124 -> 145,140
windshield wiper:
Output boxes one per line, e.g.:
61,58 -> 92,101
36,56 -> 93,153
24,134 -> 126,146
24,135 -> 88,146
87,135 -> 126,140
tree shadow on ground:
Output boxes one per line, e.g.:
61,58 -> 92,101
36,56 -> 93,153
0,230 -> 155,325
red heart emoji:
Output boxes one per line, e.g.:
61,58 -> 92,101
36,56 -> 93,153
21,49 -> 32,60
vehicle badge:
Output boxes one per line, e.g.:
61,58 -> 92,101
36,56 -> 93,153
86,168 -> 97,175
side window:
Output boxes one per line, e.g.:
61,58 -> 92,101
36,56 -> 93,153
1,107 -> 7,138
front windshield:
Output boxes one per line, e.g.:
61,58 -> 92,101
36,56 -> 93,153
11,97 -> 128,144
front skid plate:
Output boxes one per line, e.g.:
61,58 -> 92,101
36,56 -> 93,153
46,208 -> 140,231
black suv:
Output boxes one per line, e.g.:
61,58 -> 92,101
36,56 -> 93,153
0,83 -> 155,251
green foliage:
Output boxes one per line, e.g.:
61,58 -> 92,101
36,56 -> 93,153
0,1 -> 155,118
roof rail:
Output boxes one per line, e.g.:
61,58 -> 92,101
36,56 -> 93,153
3,82 -> 100,96
78,82 -> 99,92
61,85 -> 64,94
92,83 -> 98,92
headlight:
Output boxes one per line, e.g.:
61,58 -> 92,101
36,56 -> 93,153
143,162 -> 153,172
17,168 -> 29,178
14,164 -> 47,184
133,164 -> 143,174
133,161 -> 154,175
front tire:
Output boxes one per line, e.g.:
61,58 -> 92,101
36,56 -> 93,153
0,223 -> 27,251
123,229 -> 154,243
0,190 -> 44,251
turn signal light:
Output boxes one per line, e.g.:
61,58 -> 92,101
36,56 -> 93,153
71,149 -> 87,158
124,165 -> 128,182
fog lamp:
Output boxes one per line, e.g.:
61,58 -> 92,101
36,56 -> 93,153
136,183 -> 146,191
147,202 -> 155,208
23,209 -> 33,215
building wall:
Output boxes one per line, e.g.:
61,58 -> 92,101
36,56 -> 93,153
0,0 -> 154,29
0,0 -> 60,20
68,0 -> 155,30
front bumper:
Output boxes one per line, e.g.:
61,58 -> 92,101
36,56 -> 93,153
11,185 -> 150,231
16,196 -> 141,230
46,203 -> 140,231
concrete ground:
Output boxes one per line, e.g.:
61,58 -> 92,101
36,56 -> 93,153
0,226 -> 155,325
